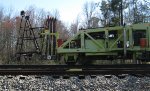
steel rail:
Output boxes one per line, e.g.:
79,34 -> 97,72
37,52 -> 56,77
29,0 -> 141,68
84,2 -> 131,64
0,64 -> 149,75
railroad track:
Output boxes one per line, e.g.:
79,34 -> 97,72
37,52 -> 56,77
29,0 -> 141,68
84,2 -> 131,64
0,64 -> 150,75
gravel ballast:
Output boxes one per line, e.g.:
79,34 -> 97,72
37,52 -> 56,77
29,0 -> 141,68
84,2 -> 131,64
0,75 -> 150,91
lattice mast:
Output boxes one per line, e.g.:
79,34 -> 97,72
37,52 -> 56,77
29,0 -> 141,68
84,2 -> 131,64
15,11 -> 40,60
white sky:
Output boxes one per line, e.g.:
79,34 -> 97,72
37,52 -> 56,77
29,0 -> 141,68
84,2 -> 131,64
0,0 -> 99,24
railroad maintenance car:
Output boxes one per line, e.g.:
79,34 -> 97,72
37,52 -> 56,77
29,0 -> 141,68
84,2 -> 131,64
15,11 -> 150,65
57,23 -> 150,65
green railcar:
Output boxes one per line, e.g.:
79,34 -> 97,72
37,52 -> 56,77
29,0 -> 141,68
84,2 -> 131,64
57,23 -> 150,65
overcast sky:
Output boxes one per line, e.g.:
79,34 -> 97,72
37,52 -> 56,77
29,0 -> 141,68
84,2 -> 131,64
0,0 -> 99,24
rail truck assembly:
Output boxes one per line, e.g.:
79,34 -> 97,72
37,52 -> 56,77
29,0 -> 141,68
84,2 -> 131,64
15,11 -> 150,65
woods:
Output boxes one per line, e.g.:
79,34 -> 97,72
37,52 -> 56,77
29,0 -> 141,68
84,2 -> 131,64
0,0 -> 149,64
80,0 -> 150,27
0,7 -> 69,63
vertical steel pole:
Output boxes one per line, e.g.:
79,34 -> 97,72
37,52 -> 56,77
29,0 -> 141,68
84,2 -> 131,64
123,25 -> 126,60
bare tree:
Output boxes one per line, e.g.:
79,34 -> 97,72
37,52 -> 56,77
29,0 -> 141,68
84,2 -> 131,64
0,7 -> 15,63
83,1 -> 96,28
36,8 -> 47,26
52,9 -> 60,19
90,17 -> 100,28
26,6 -> 37,26
70,16 -> 80,36
56,20 -> 69,40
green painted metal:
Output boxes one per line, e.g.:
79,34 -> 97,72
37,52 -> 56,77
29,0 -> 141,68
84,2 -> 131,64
57,26 -> 124,54
109,33 -> 123,49
127,23 -> 150,50
57,23 -> 150,63
84,32 -> 105,49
